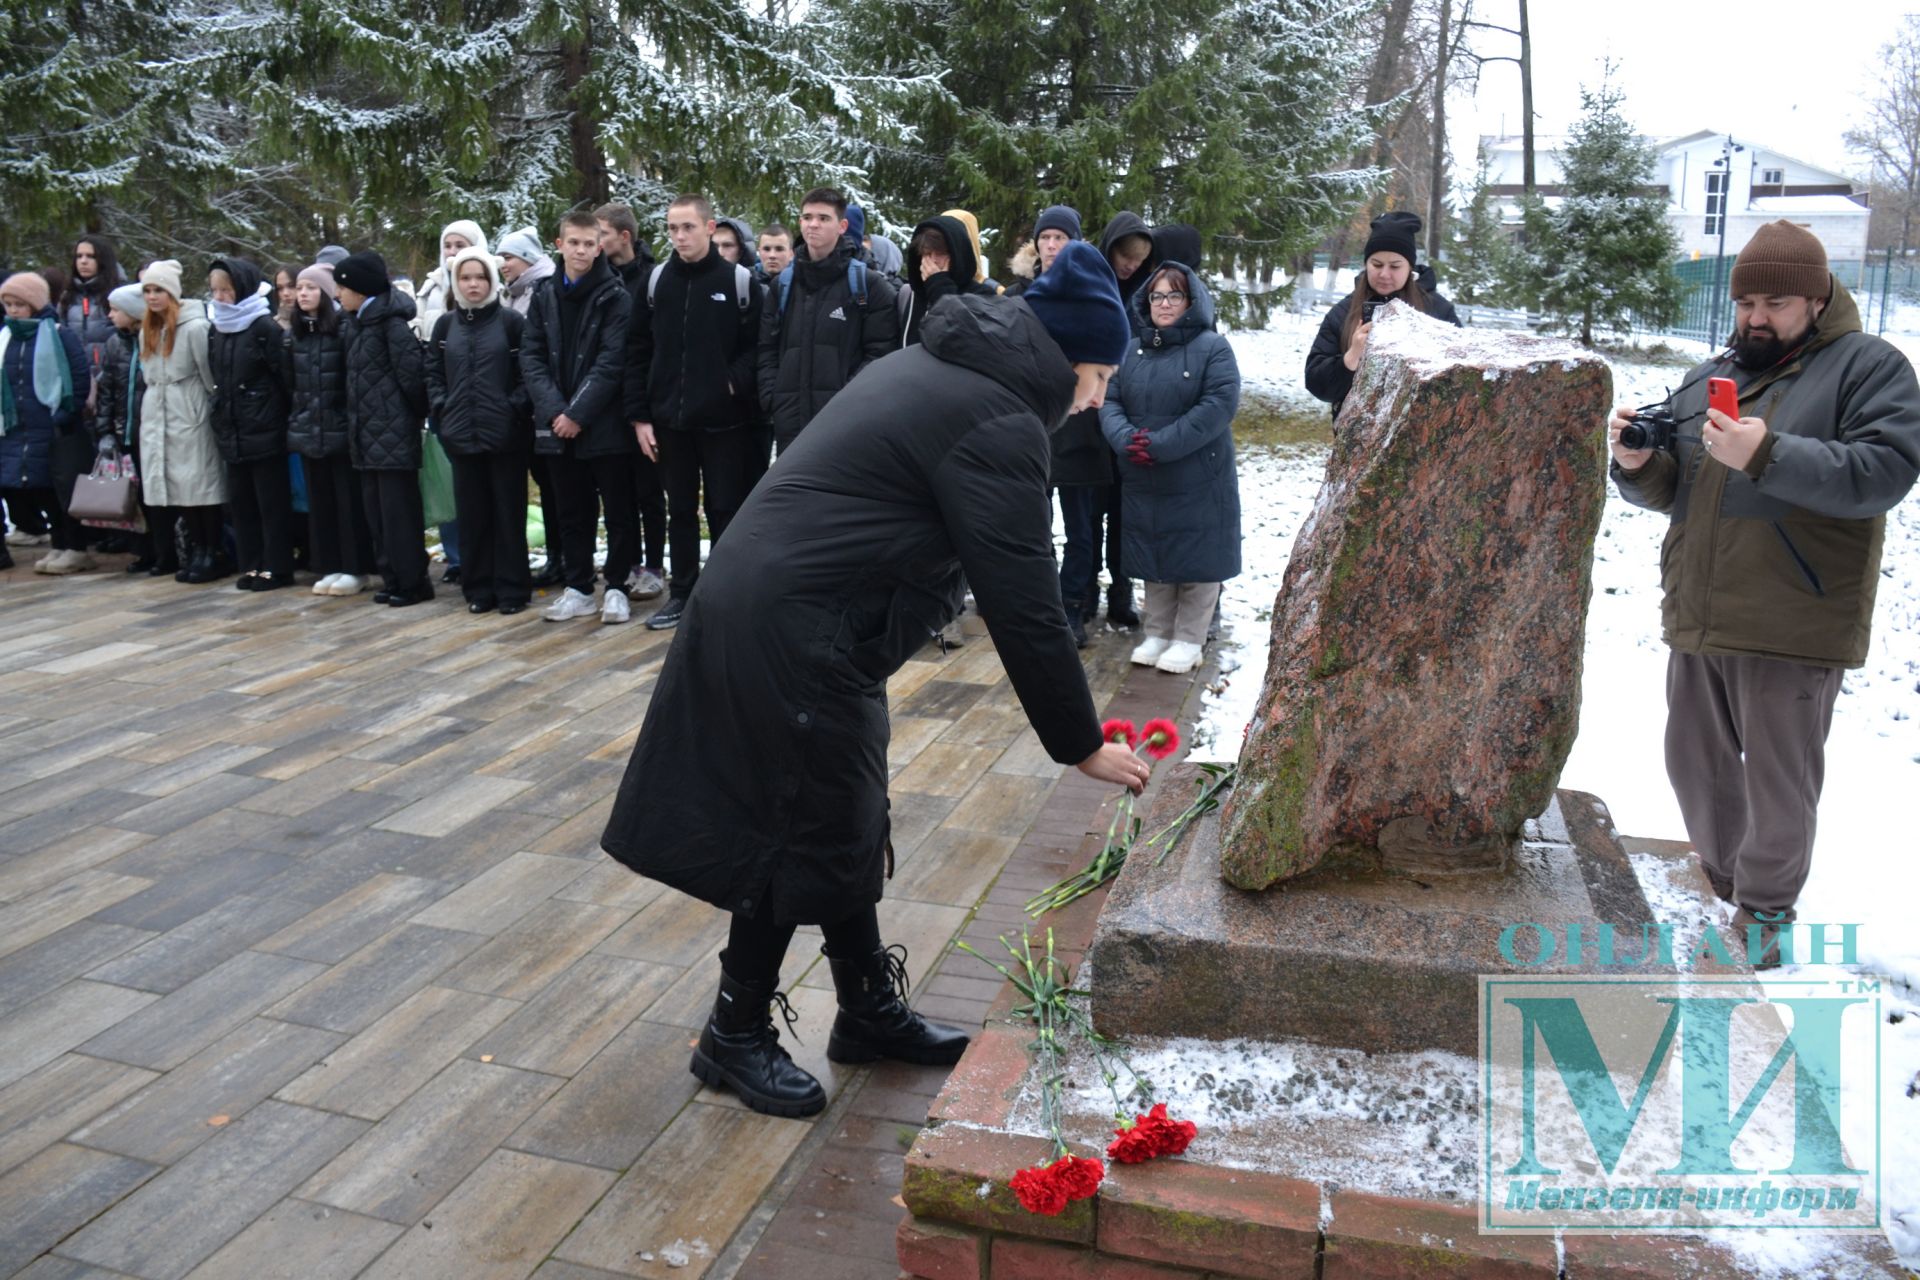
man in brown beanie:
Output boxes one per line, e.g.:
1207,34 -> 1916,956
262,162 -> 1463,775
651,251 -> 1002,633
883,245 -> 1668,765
1605,220 -> 1920,966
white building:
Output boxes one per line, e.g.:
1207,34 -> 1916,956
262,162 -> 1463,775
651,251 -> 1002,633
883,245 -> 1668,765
1479,130 -> 1869,264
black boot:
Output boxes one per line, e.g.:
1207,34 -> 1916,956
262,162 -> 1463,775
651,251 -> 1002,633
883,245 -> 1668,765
690,971 -> 826,1118
1106,582 -> 1141,629
1064,599 -> 1089,649
826,945 -> 970,1066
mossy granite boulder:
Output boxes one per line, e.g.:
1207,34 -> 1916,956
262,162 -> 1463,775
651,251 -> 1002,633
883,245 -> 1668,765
1221,304 -> 1613,888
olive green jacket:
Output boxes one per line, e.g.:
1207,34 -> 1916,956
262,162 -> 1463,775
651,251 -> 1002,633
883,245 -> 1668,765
1612,280 -> 1920,668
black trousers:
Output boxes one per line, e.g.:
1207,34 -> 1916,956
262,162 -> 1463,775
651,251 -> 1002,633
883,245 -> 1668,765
359,468 -> 427,594
657,425 -> 753,600
226,457 -> 293,578
630,451 -> 666,573
1,487 -> 81,552
548,451 -> 638,596
744,423 -> 774,492
529,456 -> 559,573
449,451 -> 532,608
305,453 -> 374,577
1093,475 -> 1130,595
720,902 -> 883,991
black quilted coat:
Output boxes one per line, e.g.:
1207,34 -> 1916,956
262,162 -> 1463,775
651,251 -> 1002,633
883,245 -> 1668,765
344,290 -> 428,471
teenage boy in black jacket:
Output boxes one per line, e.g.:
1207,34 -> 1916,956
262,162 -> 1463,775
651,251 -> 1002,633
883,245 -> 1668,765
757,187 -> 900,453
630,193 -> 765,631
522,212 -> 638,625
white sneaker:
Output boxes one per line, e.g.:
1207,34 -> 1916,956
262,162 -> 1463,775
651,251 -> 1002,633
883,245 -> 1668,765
34,549 -> 77,575
5,530 -> 47,547
543,587 -> 599,621
600,590 -> 631,625
312,573 -> 341,595
67,550 -> 97,573
626,567 -> 665,601
1155,641 -> 1204,674
328,574 -> 368,596
1130,636 -> 1172,666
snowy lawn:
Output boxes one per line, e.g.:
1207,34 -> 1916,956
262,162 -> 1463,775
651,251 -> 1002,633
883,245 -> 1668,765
1171,306 -> 1920,1270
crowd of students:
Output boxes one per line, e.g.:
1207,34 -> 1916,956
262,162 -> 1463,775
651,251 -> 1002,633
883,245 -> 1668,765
2,187 -> 1253,673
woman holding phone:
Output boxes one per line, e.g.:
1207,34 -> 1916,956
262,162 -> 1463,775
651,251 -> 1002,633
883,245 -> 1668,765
1305,211 -> 1459,422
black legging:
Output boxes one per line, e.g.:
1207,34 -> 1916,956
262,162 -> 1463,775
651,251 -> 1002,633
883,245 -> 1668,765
720,902 -> 882,991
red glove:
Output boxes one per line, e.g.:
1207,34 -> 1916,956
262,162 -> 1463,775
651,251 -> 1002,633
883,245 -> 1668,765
1126,429 -> 1154,468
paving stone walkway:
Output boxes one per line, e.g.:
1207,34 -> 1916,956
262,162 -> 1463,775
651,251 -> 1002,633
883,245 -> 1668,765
0,555 -> 1190,1280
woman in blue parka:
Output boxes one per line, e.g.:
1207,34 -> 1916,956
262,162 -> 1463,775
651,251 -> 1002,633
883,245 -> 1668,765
1099,260 -> 1240,676
2,271 -> 93,574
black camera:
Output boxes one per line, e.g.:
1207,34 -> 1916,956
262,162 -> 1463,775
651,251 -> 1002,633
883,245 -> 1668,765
1618,405 -> 1678,451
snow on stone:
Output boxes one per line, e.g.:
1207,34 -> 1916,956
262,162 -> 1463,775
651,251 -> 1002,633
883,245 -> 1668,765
1368,299 -> 1606,377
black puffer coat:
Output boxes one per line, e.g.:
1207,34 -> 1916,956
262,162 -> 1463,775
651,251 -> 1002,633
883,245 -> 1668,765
1305,284 -> 1460,420
427,301 -> 532,455
62,272 -> 124,387
287,313 -> 349,459
757,242 -> 900,450
603,294 -> 1103,924
93,326 -> 142,449
344,290 -> 428,471
207,259 -> 292,464
521,255 -> 633,458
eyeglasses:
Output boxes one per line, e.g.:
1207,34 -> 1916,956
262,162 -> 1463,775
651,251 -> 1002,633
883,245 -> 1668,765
1148,291 -> 1188,304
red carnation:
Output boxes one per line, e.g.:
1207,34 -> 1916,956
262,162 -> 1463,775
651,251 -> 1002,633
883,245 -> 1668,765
1107,1103 -> 1198,1164
1139,718 -> 1181,761
1051,1154 -> 1105,1201
1102,718 -> 1138,748
1011,1164 -> 1069,1216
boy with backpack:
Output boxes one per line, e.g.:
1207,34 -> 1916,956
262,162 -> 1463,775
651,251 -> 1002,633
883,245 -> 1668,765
628,193 -> 765,631
756,187 -> 900,454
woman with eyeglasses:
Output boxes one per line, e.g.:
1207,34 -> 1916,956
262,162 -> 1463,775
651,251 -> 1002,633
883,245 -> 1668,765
1099,261 -> 1242,676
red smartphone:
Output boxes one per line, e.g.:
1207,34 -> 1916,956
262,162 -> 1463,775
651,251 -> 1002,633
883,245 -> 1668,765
1708,377 -> 1740,421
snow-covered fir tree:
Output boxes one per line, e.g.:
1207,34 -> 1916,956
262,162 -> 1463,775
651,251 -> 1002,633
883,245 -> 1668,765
815,0 -> 1382,291
1443,142 -> 1516,306
1512,71 -> 1680,346
251,0 -> 939,267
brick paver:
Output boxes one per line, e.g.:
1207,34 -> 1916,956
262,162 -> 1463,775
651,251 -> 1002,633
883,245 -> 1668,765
0,555 -> 1203,1280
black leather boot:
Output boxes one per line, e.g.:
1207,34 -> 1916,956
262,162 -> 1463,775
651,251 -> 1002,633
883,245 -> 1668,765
1064,599 -> 1089,649
690,971 -> 826,1118
1106,582 -> 1141,629
825,945 -> 970,1066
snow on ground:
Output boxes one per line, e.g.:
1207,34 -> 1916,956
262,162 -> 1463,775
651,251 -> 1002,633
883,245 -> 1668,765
1178,306 -> 1920,1267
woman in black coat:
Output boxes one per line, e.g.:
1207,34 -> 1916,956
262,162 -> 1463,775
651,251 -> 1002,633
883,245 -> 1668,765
335,251 -> 433,607
289,263 -> 376,597
208,257 -> 295,589
1304,211 -> 1460,421
426,248 -> 533,615
602,243 -> 1149,1118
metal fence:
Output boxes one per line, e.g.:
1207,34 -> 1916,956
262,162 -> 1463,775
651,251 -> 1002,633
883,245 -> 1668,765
1298,252 -> 1917,343
1635,256 -> 1909,345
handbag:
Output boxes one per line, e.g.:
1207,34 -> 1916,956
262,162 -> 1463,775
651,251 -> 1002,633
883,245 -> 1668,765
69,451 -> 144,530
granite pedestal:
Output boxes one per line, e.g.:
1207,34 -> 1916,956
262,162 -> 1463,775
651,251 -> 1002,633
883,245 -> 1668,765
1090,771 -> 1669,1056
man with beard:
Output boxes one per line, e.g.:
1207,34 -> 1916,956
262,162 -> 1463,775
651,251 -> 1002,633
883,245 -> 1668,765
1608,221 -> 1920,966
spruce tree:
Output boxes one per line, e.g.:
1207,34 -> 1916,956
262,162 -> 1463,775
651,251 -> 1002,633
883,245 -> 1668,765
1443,143 -> 1514,306
249,0 -> 932,266
1513,71 -> 1679,345
815,0 -> 1382,293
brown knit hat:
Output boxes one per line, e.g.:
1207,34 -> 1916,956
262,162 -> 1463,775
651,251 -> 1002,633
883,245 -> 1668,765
1729,220 -> 1829,298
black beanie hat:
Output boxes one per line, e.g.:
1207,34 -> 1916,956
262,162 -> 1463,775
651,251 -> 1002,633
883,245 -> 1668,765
1363,211 -> 1421,265
1023,240 -> 1131,366
333,251 -> 391,297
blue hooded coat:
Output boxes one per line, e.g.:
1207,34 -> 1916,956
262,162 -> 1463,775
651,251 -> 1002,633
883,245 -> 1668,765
1098,263 -> 1241,584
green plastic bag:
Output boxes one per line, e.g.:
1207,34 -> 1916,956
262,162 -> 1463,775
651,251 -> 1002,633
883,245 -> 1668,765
418,431 -> 456,528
